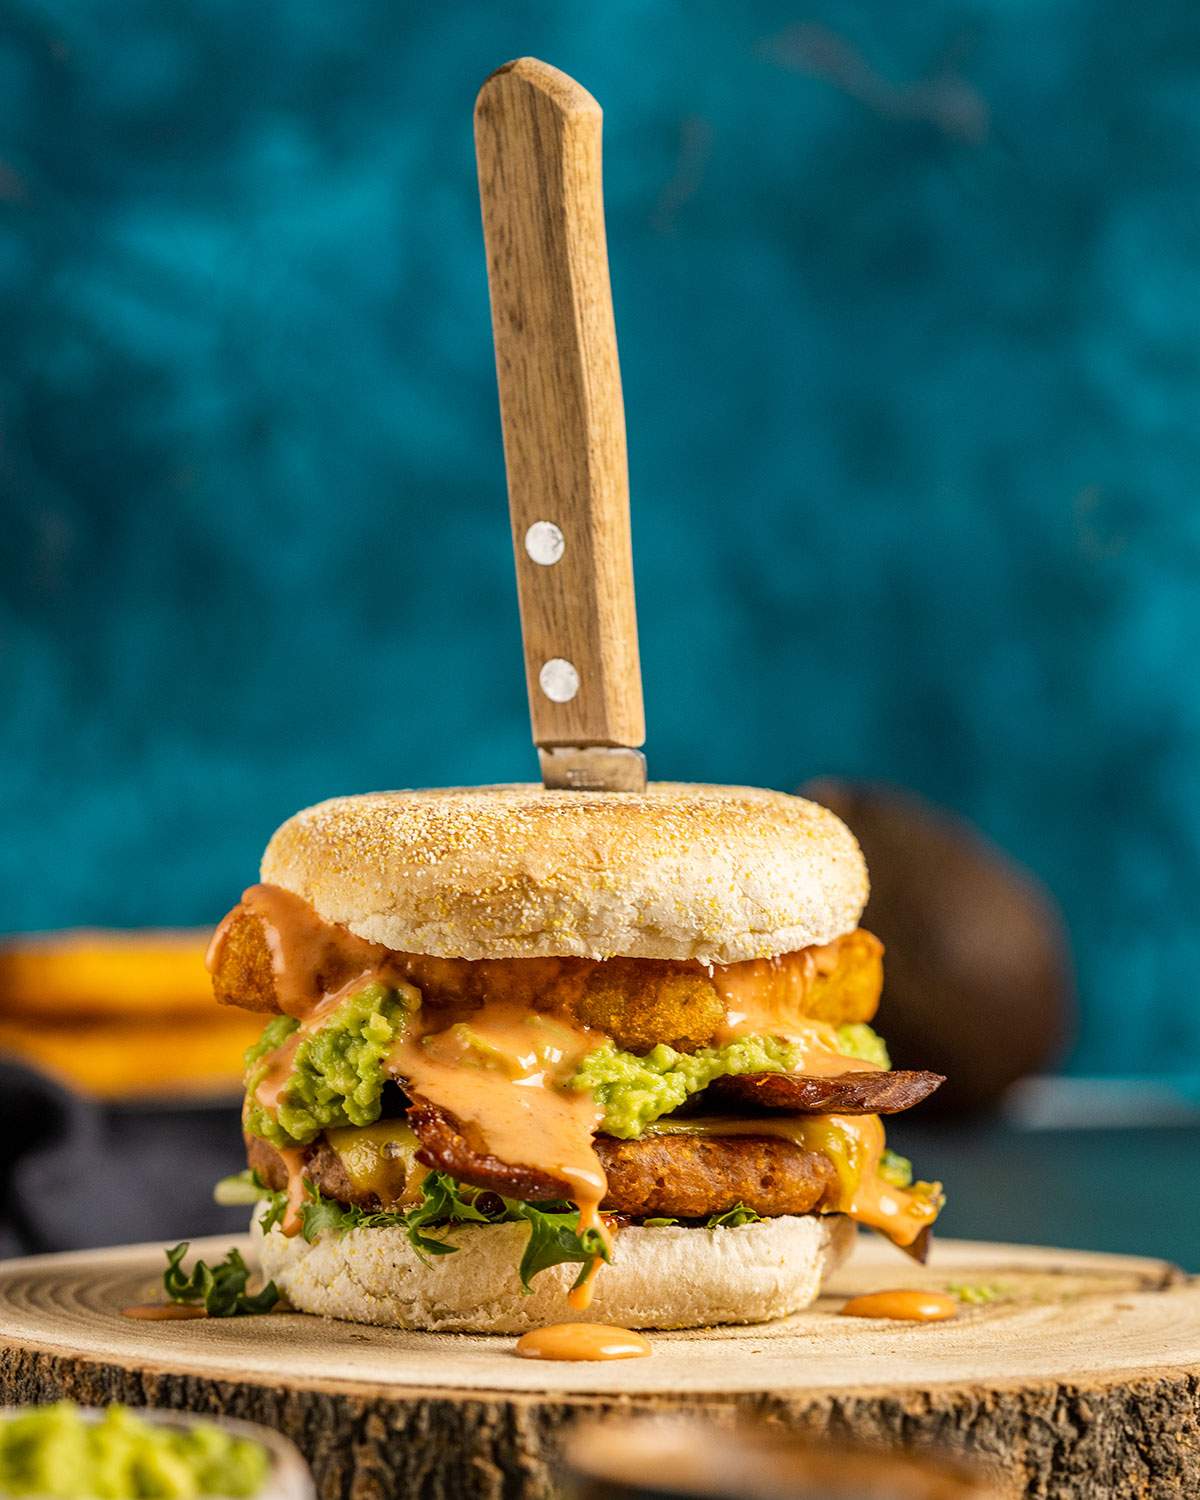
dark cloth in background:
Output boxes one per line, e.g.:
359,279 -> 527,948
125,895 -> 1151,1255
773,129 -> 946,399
0,1061 -> 246,1258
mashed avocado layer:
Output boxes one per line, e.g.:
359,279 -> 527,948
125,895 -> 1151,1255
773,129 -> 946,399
574,1023 -> 889,1139
245,976 -> 891,1149
244,981 -> 416,1149
834,1022 -> 891,1070
0,1403 -> 269,1499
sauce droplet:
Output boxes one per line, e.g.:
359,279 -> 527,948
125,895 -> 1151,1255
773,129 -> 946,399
121,1303 -> 208,1321
566,1257 -> 605,1313
840,1289 -> 958,1322
515,1323 -> 651,1362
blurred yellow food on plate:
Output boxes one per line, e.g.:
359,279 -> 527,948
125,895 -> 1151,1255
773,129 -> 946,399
0,928 -> 257,1098
0,1012 -> 263,1099
0,929 -> 217,1019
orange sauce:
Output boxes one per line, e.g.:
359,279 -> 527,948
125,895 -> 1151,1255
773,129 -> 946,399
277,1144 -> 310,1237
389,1001 -> 615,1294
515,1323 -> 651,1361
566,1223 -> 609,1312
391,1004 -> 606,1200
708,930 -> 883,1042
121,1303 -> 207,1321
829,1114 -> 936,1247
840,1289 -> 958,1322
711,950 -> 824,1038
207,883 -> 410,1020
253,1026 -> 303,1113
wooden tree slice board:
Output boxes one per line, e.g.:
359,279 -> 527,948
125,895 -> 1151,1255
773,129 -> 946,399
0,1234 -> 1196,1498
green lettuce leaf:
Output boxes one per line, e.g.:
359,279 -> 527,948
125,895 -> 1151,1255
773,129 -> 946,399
835,1022 -> 891,1069
251,1171 -> 608,1293
878,1148 -> 913,1187
212,1169 -> 271,1206
163,1243 -> 279,1317
398,1173 -> 495,1259
507,1202 -> 611,1292
704,1203 -> 763,1229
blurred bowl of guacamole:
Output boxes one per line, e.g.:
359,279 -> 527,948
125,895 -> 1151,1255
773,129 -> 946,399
0,1404 -> 313,1500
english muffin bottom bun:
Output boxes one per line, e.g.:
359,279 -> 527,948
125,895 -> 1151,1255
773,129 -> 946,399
211,782 -> 946,1333
254,1209 -> 856,1333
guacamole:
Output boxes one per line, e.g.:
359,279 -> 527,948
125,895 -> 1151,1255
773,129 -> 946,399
835,1022 -> 891,1069
245,978 -> 892,1148
0,1404 -> 269,1499
574,1023 -> 892,1138
244,981 -> 416,1148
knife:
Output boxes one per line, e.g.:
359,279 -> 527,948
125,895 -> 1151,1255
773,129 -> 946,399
475,58 -> 647,793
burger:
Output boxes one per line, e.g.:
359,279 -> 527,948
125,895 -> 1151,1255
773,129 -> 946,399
208,783 -> 944,1332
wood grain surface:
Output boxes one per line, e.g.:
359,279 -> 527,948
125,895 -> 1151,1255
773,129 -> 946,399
476,58 -> 644,753
1,1234 -> 1197,1498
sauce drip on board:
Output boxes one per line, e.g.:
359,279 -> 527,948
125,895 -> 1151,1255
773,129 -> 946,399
120,1303 -> 208,1321
840,1289 -> 958,1322
515,1323 -> 651,1361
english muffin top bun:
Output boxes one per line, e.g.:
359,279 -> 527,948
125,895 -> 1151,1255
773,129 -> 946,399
260,783 -> 869,965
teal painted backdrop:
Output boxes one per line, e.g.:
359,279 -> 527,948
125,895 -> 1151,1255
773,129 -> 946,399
2,2 -> 1198,1085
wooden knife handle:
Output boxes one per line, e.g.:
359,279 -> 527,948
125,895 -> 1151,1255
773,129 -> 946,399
475,58 -> 645,750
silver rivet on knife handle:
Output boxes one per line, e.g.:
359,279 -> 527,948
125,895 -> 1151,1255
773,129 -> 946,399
476,59 -> 647,794
524,521 -> 565,566
538,657 -> 580,704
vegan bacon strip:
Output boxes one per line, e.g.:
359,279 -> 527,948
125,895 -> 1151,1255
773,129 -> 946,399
707,1069 -> 944,1115
407,1099 -> 569,1203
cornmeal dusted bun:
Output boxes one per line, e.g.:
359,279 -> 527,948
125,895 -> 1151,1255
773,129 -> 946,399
253,1209 -> 855,1332
260,783 -> 868,964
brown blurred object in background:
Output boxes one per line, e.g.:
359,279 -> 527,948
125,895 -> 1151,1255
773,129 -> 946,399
803,780 -> 1073,1116
0,930 -> 262,1099
566,1419 -> 1006,1499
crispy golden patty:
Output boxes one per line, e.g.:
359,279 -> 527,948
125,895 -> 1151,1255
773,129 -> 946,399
595,1133 -> 835,1219
212,905 -> 882,1050
247,1121 -> 837,1222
